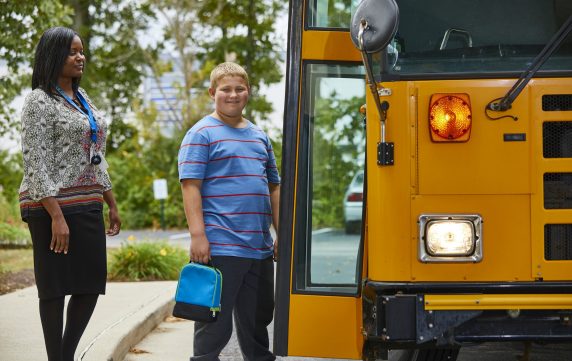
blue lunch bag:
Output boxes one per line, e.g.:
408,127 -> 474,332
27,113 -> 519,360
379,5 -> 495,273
173,262 -> 223,322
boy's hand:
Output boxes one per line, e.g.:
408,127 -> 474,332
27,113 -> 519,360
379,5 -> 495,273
190,234 -> 211,264
273,238 -> 279,262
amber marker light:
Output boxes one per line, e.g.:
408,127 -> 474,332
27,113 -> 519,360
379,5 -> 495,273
429,93 -> 472,142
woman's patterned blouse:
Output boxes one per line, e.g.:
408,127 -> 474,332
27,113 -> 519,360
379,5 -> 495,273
19,88 -> 112,220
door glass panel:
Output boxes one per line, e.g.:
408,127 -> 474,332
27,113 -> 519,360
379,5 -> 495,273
295,62 -> 365,294
307,0 -> 361,29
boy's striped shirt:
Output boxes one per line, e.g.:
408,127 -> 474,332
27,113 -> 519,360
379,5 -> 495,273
178,116 -> 280,259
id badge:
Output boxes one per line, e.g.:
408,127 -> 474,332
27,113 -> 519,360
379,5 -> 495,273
98,154 -> 109,172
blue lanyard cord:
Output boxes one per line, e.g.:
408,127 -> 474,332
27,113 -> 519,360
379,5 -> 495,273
55,85 -> 98,143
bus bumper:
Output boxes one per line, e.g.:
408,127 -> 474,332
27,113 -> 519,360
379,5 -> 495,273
362,282 -> 572,349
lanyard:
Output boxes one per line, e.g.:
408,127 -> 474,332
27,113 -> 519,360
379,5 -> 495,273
55,85 -> 97,143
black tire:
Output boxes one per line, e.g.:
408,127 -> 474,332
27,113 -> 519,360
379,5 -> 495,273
345,221 -> 361,234
345,221 -> 354,234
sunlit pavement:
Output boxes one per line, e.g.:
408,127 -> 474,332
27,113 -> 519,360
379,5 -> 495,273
106,229 -> 190,248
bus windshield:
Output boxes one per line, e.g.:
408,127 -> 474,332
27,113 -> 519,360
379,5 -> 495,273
382,0 -> 572,77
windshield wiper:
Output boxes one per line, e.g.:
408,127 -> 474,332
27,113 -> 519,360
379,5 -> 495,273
487,15 -> 572,113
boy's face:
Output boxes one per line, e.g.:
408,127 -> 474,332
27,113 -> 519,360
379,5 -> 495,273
209,76 -> 250,119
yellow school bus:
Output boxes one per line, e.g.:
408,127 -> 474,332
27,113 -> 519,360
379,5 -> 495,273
274,0 -> 572,360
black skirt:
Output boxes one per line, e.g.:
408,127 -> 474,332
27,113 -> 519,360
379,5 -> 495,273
27,210 -> 107,299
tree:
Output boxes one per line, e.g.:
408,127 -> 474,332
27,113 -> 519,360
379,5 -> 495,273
0,1 -> 73,136
64,0 -> 155,152
311,92 -> 365,228
197,0 -> 285,123
143,0 -> 213,130
0,1 -> 154,145
0,0 -> 286,230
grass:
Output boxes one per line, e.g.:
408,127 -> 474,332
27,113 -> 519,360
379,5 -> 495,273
0,249 -> 34,273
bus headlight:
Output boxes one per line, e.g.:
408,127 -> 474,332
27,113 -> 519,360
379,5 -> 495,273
419,214 -> 482,262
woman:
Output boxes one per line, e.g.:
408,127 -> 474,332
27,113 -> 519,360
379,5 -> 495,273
19,27 -> 121,361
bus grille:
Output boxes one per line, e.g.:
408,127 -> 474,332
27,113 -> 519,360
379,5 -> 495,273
543,122 -> 572,158
544,173 -> 572,209
545,225 -> 572,260
543,95 -> 572,111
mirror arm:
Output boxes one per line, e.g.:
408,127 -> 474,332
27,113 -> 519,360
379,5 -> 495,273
358,20 -> 388,143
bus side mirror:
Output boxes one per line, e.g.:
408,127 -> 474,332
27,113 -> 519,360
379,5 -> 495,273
350,0 -> 399,53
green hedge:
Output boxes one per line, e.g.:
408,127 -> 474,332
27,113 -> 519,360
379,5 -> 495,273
108,242 -> 188,281
0,223 -> 31,247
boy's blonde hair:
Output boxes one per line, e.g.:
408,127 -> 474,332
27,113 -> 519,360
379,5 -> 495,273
209,62 -> 250,90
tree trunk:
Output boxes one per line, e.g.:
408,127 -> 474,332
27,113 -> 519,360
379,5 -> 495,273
67,0 -> 92,53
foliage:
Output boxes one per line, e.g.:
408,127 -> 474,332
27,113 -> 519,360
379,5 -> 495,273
0,150 -> 23,202
0,1 -> 73,135
65,0 -> 155,126
108,242 -> 187,281
0,151 -> 30,246
0,223 -> 31,247
0,1 -> 153,136
1,0 -> 285,230
104,104 -> 187,229
143,0 -> 209,129
197,0 -> 285,122
311,92 -> 365,229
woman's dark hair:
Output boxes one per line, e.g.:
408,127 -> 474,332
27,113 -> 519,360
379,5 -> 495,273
32,27 -> 83,94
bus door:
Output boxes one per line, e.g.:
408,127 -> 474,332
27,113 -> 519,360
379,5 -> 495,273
274,0 -> 367,358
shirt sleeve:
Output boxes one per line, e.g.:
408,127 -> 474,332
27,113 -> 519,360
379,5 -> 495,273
266,134 -> 281,184
20,95 -> 59,201
178,130 -> 209,181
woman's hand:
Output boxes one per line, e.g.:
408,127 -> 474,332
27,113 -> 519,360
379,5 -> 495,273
106,207 -> 121,236
50,215 -> 70,254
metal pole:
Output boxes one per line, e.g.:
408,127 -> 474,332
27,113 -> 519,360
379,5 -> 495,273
160,199 -> 165,231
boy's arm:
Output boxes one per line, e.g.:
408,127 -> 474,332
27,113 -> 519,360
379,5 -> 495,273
181,179 -> 211,264
269,182 -> 280,260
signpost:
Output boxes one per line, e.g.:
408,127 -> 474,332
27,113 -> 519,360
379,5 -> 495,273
153,179 -> 168,230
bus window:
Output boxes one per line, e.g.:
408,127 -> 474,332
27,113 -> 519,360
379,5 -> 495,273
307,0 -> 361,29
293,62 -> 365,294
377,0 -> 572,76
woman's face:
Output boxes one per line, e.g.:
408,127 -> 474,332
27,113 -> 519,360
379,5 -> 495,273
60,35 -> 85,79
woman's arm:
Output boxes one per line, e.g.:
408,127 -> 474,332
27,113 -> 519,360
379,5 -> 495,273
21,93 -> 69,252
40,197 -> 70,254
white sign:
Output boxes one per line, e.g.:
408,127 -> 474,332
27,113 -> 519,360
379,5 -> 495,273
153,179 -> 168,200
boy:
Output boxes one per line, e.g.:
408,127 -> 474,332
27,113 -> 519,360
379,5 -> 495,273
178,62 -> 280,361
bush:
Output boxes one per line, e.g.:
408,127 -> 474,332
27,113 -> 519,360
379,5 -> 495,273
0,223 -> 31,247
108,242 -> 188,281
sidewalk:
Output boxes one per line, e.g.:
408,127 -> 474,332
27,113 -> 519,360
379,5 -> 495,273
0,281 -> 177,361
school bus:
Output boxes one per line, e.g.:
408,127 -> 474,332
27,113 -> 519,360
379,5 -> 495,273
274,0 -> 572,360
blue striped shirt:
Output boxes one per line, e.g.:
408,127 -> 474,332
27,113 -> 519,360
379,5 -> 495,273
178,116 -> 280,259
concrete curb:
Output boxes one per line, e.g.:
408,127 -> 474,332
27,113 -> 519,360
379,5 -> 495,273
80,282 -> 177,361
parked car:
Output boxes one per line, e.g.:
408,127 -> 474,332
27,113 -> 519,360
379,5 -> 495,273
343,170 -> 364,234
